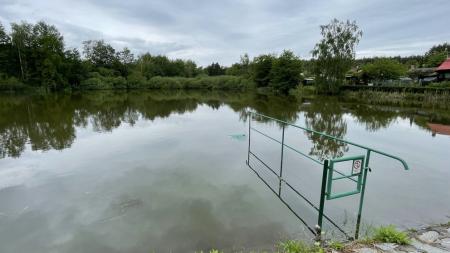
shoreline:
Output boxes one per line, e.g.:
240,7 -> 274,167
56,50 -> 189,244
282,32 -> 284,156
323,222 -> 450,253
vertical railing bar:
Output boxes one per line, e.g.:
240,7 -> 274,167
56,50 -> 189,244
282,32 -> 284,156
278,124 -> 285,196
317,159 -> 329,241
355,149 -> 371,239
247,112 -> 251,164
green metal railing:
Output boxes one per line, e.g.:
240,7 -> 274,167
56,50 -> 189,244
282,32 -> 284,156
246,111 -> 409,240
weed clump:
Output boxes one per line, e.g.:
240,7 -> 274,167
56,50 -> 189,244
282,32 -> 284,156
278,240 -> 324,253
372,225 -> 410,245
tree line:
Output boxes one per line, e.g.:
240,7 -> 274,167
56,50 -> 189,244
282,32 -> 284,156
0,20 -> 448,93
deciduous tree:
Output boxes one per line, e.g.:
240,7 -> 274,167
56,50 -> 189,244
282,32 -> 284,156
312,19 -> 362,93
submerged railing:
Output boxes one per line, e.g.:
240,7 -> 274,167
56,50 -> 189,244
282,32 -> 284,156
246,111 -> 409,240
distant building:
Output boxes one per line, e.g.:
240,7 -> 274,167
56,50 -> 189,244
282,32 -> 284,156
436,58 -> 450,81
408,67 -> 437,85
302,77 -> 315,86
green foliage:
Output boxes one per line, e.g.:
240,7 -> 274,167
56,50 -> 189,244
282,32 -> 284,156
425,51 -> 447,67
428,81 -> 450,88
226,54 -> 251,77
372,225 -> 410,245
328,241 -> 344,251
80,72 -> 127,90
1,19 -> 449,94
269,50 -> 302,93
0,75 -> 25,91
9,21 -> 69,89
362,58 -> 407,82
205,62 -> 226,76
136,53 -> 199,79
146,75 -> 254,90
251,54 -> 276,88
83,40 -> 117,68
278,240 -> 324,253
424,43 -> 449,67
426,43 -> 450,57
312,19 -> 363,94
342,89 -> 450,110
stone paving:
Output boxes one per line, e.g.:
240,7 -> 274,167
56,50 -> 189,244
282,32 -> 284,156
351,224 -> 450,253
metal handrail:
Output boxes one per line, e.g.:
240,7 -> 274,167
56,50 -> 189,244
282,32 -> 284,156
248,111 -> 409,171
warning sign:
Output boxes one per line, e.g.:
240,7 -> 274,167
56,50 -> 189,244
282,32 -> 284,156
352,160 -> 362,174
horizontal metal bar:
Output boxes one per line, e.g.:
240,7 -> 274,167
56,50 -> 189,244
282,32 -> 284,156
331,155 -> 364,163
248,111 -> 409,171
328,190 -> 360,200
250,127 -> 324,165
332,173 -> 358,183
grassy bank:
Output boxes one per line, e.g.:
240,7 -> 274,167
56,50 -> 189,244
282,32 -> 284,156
201,225 -> 413,253
341,90 -> 450,110
292,85 -> 450,110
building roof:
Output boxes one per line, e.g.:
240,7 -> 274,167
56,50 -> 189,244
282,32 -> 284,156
436,58 -> 450,71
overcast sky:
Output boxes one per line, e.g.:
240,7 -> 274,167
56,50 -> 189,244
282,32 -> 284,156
1,0 -> 449,66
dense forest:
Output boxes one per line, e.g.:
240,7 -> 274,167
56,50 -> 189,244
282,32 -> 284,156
0,20 -> 449,93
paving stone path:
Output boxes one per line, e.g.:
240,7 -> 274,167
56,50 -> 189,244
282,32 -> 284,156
350,224 -> 450,253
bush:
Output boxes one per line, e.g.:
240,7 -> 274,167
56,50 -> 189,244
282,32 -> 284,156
80,77 -> 111,89
0,76 -> 26,91
127,71 -> 147,88
78,73 -> 255,90
147,75 -> 255,90
372,225 -> 410,245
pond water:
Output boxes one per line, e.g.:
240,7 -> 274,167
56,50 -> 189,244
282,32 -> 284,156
0,90 -> 449,253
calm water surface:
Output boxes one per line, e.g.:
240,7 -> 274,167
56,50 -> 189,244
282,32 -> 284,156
0,90 -> 449,252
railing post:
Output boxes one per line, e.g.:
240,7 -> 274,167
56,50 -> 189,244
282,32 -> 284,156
317,159 -> 329,241
278,124 -> 285,196
247,112 -> 251,164
355,150 -> 371,239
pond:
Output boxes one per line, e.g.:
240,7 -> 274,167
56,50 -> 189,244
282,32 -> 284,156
0,90 -> 449,253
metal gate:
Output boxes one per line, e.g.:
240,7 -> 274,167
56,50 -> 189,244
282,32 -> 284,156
246,111 -> 409,240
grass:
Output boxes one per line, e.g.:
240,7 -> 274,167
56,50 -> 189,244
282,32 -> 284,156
327,241 -> 345,251
370,225 -> 411,245
340,90 -> 450,110
277,240 -> 324,253
194,224 -> 421,253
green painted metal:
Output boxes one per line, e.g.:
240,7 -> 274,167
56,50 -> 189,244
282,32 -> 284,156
249,111 -> 410,171
317,160 -> 329,237
355,149 -> 371,239
326,155 -> 365,200
247,111 -> 410,241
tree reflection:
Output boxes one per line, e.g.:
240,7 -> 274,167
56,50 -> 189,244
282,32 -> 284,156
304,98 -> 349,161
348,104 -> 397,132
0,91 -> 448,159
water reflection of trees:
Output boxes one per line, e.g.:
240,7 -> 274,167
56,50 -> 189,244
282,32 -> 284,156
347,104 -> 398,132
303,98 -> 349,161
1,90 -> 447,158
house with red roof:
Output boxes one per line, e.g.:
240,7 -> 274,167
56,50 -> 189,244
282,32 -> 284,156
436,58 -> 450,81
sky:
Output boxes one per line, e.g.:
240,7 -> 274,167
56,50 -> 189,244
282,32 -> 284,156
0,0 -> 449,66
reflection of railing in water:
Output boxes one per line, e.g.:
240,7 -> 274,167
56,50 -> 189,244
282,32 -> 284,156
246,111 -> 410,241
247,153 -> 351,238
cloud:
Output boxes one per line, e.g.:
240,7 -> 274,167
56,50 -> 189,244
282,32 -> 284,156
0,0 -> 449,65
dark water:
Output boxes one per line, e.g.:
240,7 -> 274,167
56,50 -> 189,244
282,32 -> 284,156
0,90 -> 449,252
